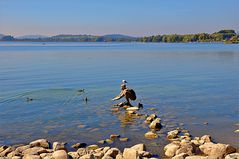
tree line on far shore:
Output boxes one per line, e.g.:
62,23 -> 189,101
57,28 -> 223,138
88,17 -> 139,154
139,30 -> 239,44
0,30 -> 238,43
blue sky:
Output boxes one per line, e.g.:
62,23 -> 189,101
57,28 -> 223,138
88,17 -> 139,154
0,0 -> 238,36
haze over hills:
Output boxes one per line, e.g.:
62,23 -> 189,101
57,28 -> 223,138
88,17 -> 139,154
0,30 -> 238,43
16,35 -> 50,40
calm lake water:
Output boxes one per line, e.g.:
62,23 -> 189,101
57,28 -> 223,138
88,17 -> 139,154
0,42 -> 238,157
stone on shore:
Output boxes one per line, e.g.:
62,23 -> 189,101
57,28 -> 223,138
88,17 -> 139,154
164,142 -> 180,157
0,146 -> 8,153
172,153 -> 188,159
23,154 -> 41,159
15,145 -> 30,153
22,147 -> 48,155
131,144 -> 146,151
71,143 -> 87,149
104,148 -> 120,158
53,142 -> 66,151
145,131 -> 158,139
115,154 -> 123,159
185,156 -> 210,159
80,153 -> 94,159
0,147 -> 14,157
68,152 -> 79,159
199,142 -> 236,158
12,156 -> 22,159
123,148 -> 139,159
200,135 -> 211,143
52,150 -> 69,159
225,153 -> 239,159
29,139 -> 50,149
87,145 -> 99,150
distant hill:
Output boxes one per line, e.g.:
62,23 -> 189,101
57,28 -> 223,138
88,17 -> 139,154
1,29 -> 238,43
16,35 -> 49,40
0,34 -> 5,39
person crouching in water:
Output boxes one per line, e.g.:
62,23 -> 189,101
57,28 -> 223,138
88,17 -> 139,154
112,81 -> 136,106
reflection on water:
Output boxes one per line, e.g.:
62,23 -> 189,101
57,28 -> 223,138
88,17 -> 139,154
0,42 -> 239,155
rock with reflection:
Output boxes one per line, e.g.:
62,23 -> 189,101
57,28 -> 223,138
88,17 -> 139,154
144,131 -> 159,139
149,118 -> 162,130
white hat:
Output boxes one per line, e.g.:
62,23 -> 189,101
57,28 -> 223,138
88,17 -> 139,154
122,80 -> 127,84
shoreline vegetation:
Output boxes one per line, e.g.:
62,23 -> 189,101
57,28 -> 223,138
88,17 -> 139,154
0,30 -> 238,44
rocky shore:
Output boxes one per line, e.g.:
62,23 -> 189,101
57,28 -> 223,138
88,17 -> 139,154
0,108 -> 238,159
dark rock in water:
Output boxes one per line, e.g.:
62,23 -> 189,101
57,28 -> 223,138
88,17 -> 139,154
26,97 -> 34,102
71,143 -> 87,149
78,89 -> 85,92
138,103 -> 143,108
110,134 -> 120,140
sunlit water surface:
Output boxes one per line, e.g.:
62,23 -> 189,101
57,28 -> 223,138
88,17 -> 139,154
0,42 -> 238,157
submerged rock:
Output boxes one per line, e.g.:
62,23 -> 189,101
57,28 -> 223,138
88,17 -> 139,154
144,131 -> 158,139
149,118 -> 162,130
119,138 -> 129,142
167,130 -> 180,139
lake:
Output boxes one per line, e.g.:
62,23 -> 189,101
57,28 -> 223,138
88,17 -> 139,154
0,42 -> 238,157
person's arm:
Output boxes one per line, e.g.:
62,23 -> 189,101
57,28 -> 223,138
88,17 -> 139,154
112,91 -> 124,101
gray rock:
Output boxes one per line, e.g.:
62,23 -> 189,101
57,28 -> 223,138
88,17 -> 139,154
172,153 -> 188,159
123,148 -> 139,159
68,152 -> 79,159
79,154 -> 94,159
200,135 -> 211,143
116,154 -> 123,159
164,143 -> 180,157
199,142 -> 236,158
52,150 -> 69,159
167,130 -> 179,139
104,148 -> 120,158
0,146 -> 8,154
77,148 -> 94,157
0,147 -> 14,157
22,147 -> 47,155
144,131 -> 158,139
15,145 -> 30,153
185,156 -> 210,159
225,153 -> 239,159
149,118 -> 162,129
12,156 -> 21,159
138,151 -> 152,158
29,139 -> 50,149
53,142 -> 66,151
131,144 -> 146,152
23,154 -> 41,159
71,143 -> 87,149
93,151 -> 104,159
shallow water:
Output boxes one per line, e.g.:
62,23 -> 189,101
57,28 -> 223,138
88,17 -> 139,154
0,42 -> 238,157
